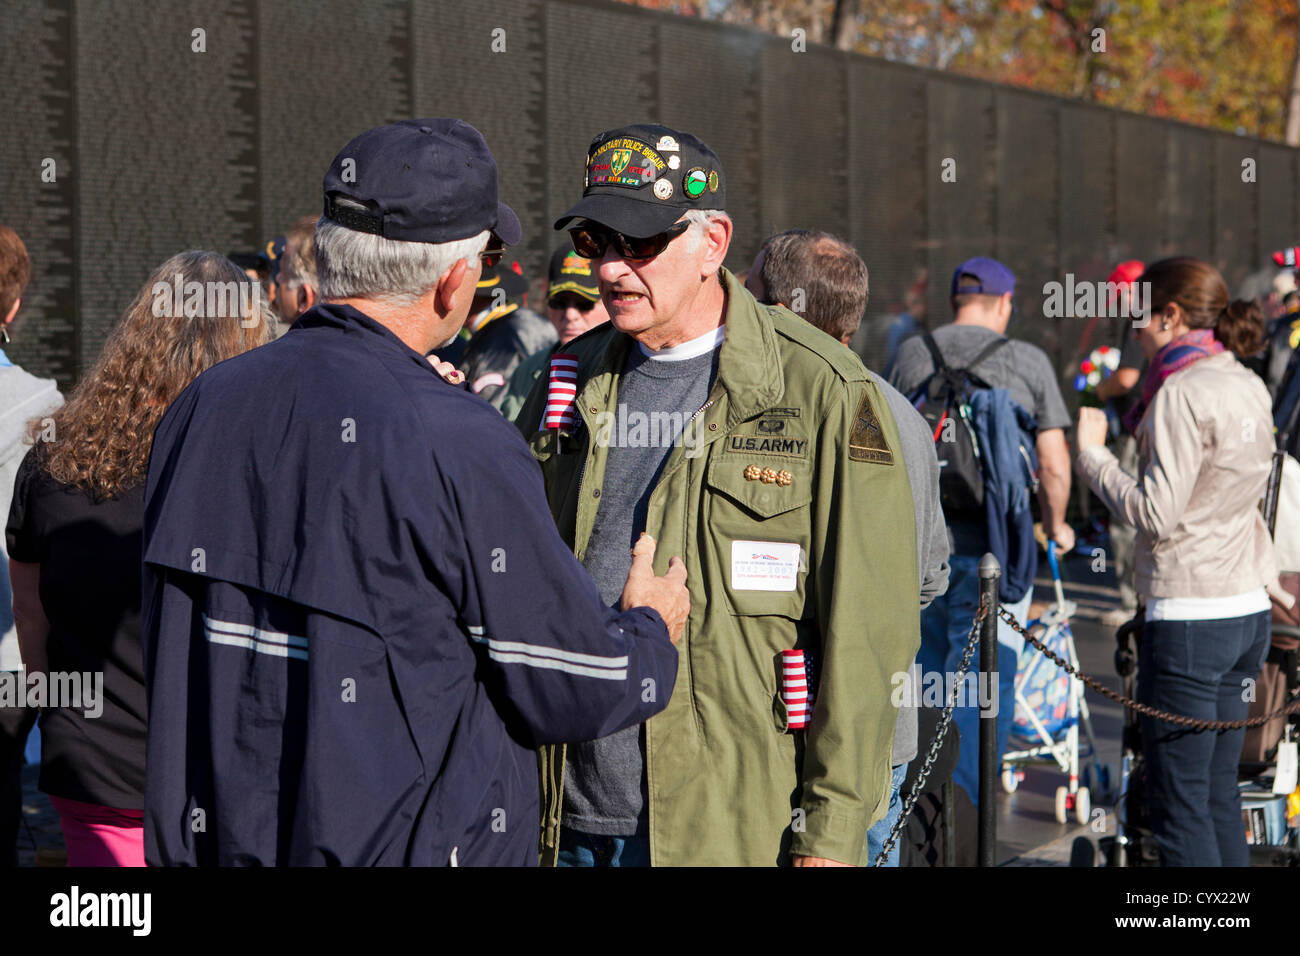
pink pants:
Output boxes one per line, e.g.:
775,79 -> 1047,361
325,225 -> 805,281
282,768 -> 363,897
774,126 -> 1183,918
48,795 -> 145,867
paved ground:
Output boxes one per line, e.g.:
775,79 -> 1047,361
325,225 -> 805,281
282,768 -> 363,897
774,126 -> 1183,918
15,547 -> 1130,868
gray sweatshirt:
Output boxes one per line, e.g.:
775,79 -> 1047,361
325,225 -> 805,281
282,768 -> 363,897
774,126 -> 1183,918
871,371 -> 949,766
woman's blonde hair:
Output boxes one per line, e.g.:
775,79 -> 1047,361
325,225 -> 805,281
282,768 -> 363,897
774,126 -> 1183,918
32,251 -> 274,499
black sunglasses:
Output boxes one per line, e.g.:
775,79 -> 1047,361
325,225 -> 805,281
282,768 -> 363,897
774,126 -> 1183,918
568,220 -> 691,262
547,292 -> 598,312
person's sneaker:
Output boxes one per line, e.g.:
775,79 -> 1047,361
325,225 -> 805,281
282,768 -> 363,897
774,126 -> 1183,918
1099,607 -> 1136,629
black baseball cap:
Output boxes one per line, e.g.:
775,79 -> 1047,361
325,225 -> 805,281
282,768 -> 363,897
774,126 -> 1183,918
554,124 -> 726,238
547,246 -> 600,303
322,119 -> 520,245
476,260 -> 528,299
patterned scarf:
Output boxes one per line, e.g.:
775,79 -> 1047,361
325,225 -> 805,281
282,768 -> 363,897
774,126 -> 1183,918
1122,327 -> 1224,433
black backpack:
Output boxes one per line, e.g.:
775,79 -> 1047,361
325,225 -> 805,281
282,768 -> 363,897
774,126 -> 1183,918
908,333 -> 1011,518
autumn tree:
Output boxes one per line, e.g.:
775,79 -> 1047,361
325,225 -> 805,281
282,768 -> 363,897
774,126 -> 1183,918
615,0 -> 1300,143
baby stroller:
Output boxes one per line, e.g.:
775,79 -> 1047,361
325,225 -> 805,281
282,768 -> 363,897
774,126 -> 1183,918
1000,542 -> 1109,824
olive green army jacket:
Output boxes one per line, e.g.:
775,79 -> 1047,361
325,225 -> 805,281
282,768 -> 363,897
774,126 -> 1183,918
514,269 -> 919,866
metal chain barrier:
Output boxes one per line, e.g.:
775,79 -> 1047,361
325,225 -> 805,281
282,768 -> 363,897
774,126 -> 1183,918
998,606 -> 1300,730
871,598 -> 1300,867
872,596 -> 990,867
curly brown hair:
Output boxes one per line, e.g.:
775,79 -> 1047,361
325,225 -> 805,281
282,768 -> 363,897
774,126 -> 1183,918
32,251 -> 274,499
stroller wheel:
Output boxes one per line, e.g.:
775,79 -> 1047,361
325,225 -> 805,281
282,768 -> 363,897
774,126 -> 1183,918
1001,768 -> 1019,793
1055,786 -> 1069,824
1075,787 -> 1091,825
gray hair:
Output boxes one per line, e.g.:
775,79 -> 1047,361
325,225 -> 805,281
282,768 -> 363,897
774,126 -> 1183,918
315,206 -> 489,305
681,208 -> 730,255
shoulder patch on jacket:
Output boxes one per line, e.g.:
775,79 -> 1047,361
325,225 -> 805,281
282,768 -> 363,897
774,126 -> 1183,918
848,388 -> 894,465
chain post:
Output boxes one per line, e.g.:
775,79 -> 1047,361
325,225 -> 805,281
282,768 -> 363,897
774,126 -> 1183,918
872,602 -> 986,866
977,553 -> 1001,868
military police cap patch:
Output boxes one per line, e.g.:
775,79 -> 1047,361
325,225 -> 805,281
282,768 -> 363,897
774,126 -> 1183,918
554,124 -> 726,238
322,118 -> 521,246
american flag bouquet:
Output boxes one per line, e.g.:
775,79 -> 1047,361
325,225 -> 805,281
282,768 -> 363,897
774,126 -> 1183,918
1072,345 -> 1121,409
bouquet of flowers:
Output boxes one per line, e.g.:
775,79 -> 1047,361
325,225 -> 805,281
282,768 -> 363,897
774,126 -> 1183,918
1073,345 -> 1121,408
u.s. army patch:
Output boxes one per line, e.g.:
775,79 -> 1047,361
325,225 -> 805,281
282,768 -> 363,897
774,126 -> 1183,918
727,435 -> 808,459
848,390 -> 894,465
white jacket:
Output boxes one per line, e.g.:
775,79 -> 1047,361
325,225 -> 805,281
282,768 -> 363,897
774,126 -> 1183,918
0,361 -> 63,670
1078,351 -> 1277,600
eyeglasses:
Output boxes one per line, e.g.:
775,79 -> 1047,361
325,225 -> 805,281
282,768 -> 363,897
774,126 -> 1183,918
568,220 -> 691,262
479,244 -> 506,269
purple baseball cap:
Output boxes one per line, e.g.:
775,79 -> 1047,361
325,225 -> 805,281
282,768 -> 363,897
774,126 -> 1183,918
951,257 -> 1016,298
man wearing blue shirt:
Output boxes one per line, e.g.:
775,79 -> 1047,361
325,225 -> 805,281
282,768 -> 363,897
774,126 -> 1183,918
141,120 -> 688,866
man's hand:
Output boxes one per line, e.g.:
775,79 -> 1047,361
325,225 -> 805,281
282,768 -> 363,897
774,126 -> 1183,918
621,533 -> 689,645
792,855 -> 854,867
427,353 -> 465,385
1049,522 -> 1075,553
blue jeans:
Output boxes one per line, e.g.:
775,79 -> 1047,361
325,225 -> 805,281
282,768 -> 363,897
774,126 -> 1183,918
865,761 -> 909,866
918,553 -> 1032,807
1137,611 -> 1270,867
556,829 -> 650,867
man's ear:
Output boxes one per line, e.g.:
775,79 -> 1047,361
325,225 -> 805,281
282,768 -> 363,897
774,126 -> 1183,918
3,298 -> 19,326
701,217 -> 732,278
299,285 -> 316,314
998,292 -> 1013,324
434,258 -> 471,316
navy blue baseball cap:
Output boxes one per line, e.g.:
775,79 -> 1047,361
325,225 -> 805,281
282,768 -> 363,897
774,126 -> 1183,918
951,257 -> 1015,297
258,235 -> 287,281
322,119 -> 521,245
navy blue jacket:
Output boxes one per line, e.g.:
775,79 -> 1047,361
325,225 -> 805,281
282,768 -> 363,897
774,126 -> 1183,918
141,303 -> 677,866
969,388 -> 1039,603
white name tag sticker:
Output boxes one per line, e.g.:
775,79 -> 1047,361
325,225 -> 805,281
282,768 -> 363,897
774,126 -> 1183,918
731,540 -> 801,592
1274,740 -> 1298,795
